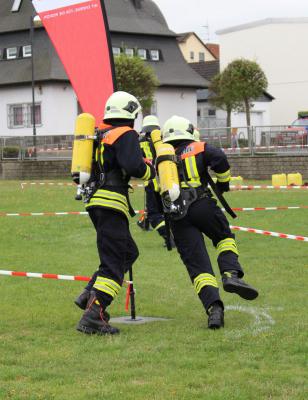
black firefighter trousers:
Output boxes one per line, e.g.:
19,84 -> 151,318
170,196 -> 243,311
86,207 -> 139,309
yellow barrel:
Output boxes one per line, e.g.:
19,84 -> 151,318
151,129 -> 180,202
287,173 -> 302,186
272,173 -> 287,186
71,113 -> 96,185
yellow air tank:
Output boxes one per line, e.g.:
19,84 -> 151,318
151,129 -> 180,202
71,113 -> 96,185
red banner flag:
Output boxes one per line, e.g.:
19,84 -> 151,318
32,0 -> 115,124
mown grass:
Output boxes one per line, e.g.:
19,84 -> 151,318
0,179 -> 307,399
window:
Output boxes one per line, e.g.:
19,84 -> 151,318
137,49 -> 147,60
112,47 -> 121,56
197,108 -> 201,118
150,49 -> 160,61
150,100 -> 157,115
7,47 -> 18,59
29,104 -> 42,126
10,105 -> 24,127
0,49 -> 2,60
208,109 -> 216,117
7,103 -> 42,128
11,0 -> 22,12
22,45 -> 32,58
199,52 -> 205,62
190,51 -> 194,61
125,48 -> 134,57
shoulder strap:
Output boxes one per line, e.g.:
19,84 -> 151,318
180,142 -> 206,160
102,126 -> 132,145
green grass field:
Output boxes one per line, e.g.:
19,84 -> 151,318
0,180 -> 307,400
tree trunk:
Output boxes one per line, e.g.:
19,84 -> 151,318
227,106 -> 232,145
244,98 -> 251,126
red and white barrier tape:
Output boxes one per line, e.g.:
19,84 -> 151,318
230,185 -> 308,190
21,182 -> 74,188
20,182 -> 144,188
0,270 -> 133,285
230,225 -> 308,242
224,144 -> 308,151
20,182 -> 308,190
230,206 -> 308,212
0,270 -> 90,281
1,206 -> 308,218
0,211 -> 88,217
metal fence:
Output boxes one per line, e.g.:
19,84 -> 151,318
199,125 -> 308,156
0,135 -> 74,160
1,125 -> 308,161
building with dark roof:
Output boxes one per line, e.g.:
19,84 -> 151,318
0,0 -> 206,135
189,60 -> 274,129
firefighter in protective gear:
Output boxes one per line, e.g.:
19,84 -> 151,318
161,115 -> 258,329
138,115 -> 175,247
76,91 -> 156,335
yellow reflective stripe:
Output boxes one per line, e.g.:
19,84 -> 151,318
95,277 -> 121,291
154,221 -> 165,231
94,277 -> 121,298
94,189 -> 127,206
194,273 -> 218,293
183,156 -> 201,187
100,143 -> 105,166
216,238 -> 239,256
215,169 -> 231,183
180,181 -> 201,188
141,165 -> 151,181
86,198 -> 129,218
191,156 -> 199,178
95,148 -> 99,162
153,178 -> 159,192
185,158 -> 193,179
140,142 -> 153,160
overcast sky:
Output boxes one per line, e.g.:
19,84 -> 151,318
153,0 -> 308,42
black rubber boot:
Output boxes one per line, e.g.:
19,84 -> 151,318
76,293 -> 119,335
74,288 -> 90,310
207,302 -> 224,329
222,271 -> 259,300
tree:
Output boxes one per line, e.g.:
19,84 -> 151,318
114,54 -> 159,115
221,59 -> 268,126
209,72 -> 242,129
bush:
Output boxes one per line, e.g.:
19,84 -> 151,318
2,146 -> 20,158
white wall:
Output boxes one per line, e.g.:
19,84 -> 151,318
0,83 -> 77,136
218,20 -> 308,125
231,101 -> 271,127
154,87 -> 197,127
0,84 -> 197,135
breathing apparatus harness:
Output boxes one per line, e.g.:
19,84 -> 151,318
76,126 -> 136,216
158,143 -> 237,221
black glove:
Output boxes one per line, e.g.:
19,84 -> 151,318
216,181 -> 230,193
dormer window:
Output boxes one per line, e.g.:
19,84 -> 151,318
150,50 -> 160,61
137,49 -> 147,60
22,45 -> 32,58
125,48 -> 134,57
11,0 -> 22,12
7,47 -> 18,59
112,47 -> 121,56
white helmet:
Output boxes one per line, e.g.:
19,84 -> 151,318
162,115 -> 194,143
141,115 -> 160,133
194,128 -> 200,142
104,91 -> 141,120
